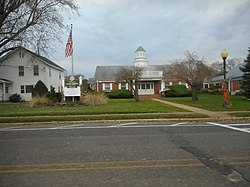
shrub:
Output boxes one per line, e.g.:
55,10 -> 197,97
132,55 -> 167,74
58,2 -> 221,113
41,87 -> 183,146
170,85 -> 190,96
208,89 -> 223,95
47,87 -> 57,102
29,95 -> 54,108
164,85 -> 190,97
8,93 -> 22,102
107,90 -> 133,99
81,92 -> 108,106
200,89 -> 209,94
55,92 -> 63,102
235,91 -> 244,96
164,90 -> 178,97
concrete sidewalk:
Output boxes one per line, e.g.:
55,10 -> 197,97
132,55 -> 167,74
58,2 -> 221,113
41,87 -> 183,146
152,99 -> 231,119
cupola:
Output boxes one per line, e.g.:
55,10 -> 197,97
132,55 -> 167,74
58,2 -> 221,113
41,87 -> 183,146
134,45 -> 148,67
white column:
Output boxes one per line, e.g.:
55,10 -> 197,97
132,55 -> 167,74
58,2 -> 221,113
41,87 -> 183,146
228,79 -> 231,93
161,80 -> 165,92
1,83 -> 6,101
79,76 -> 83,85
62,77 -> 65,101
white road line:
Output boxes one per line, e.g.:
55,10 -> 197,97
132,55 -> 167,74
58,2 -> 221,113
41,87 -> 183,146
171,122 -> 187,126
109,122 -> 138,127
207,122 -> 250,134
53,124 -> 86,129
227,123 -> 250,126
0,124 -> 213,132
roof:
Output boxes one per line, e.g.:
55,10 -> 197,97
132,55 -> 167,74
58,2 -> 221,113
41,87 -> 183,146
210,63 -> 244,82
135,46 -> 146,52
0,77 -> 13,83
94,66 -> 126,81
0,46 -> 65,71
94,65 -> 167,81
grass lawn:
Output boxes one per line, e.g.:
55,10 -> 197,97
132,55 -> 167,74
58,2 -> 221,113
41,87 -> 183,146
0,99 -> 207,123
161,94 -> 250,111
0,99 -> 187,117
230,112 -> 250,117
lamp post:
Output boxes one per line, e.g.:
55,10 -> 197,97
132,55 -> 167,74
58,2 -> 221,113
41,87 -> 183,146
220,49 -> 231,109
221,49 -> 228,80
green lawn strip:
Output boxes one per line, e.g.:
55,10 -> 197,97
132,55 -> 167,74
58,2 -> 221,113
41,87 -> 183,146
229,112 -> 250,117
0,99 -> 188,117
0,113 -> 208,123
161,94 -> 250,111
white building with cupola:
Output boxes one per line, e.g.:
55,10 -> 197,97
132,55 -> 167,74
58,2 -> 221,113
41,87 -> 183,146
93,45 -> 166,98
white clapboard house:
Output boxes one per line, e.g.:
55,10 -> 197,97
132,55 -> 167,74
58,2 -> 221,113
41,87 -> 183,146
0,47 -> 65,101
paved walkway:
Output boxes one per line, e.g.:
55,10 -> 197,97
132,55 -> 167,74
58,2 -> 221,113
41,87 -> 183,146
152,99 -> 231,119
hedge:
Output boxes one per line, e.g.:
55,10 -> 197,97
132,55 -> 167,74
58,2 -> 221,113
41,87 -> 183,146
107,90 -> 133,99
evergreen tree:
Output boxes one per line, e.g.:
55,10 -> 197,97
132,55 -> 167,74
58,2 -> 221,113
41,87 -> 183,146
32,80 -> 48,97
240,48 -> 250,99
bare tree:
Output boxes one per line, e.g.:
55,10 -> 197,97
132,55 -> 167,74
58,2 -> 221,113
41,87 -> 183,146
0,0 -> 79,57
210,58 -> 242,74
114,66 -> 144,101
226,58 -> 242,71
210,61 -> 222,73
165,51 -> 213,101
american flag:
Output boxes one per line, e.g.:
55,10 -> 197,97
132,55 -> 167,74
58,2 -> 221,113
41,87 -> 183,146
65,28 -> 73,57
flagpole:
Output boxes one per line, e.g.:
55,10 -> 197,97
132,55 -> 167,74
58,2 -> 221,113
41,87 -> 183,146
71,24 -> 74,75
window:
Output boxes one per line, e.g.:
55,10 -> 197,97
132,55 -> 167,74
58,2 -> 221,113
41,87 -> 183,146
120,83 -> 127,90
34,65 -> 39,76
139,83 -> 153,90
21,86 -> 25,93
104,83 -> 111,90
25,85 -> 33,93
19,52 -> 24,58
5,86 -> 8,94
146,84 -> 151,89
49,67 -> 51,77
59,73 -> 61,79
238,80 -> 242,86
21,85 -> 33,93
19,66 -> 24,76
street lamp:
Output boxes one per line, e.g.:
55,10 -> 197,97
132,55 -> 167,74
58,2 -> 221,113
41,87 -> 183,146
220,49 -> 231,109
221,49 -> 228,80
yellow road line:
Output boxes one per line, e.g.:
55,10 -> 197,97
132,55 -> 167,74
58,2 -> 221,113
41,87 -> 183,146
0,157 -> 249,174
229,161 -> 250,165
0,158 -> 198,168
1,156 -> 249,169
0,163 -> 205,173
218,156 -> 250,161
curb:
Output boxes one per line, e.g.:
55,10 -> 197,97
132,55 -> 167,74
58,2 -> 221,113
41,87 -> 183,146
0,117 -> 250,128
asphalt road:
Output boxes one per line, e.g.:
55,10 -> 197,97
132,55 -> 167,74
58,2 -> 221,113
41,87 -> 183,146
0,122 -> 250,187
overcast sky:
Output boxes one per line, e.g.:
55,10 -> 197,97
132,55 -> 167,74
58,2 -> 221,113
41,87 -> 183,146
52,0 -> 250,78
